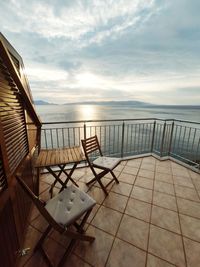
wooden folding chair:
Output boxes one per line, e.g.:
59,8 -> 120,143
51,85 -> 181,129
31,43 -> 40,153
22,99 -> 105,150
81,135 -> 120,195
16,175 -> 96,267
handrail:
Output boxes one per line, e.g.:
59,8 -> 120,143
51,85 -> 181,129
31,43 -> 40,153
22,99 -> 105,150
26,118 -> 200,126
27,118 -> 200,170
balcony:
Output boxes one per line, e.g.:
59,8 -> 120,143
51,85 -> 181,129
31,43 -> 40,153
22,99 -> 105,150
18,156 -> 200,267
19,117 -> 200,267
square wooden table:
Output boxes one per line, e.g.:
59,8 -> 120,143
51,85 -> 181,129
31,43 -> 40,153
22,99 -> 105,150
35,146 -> 85,196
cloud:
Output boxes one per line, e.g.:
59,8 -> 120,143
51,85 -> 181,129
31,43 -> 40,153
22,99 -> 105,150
0,0 -> 200,105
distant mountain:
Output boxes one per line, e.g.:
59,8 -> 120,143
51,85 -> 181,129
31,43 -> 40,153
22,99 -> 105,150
34,100 -> 57,105
64,100 -> 151,106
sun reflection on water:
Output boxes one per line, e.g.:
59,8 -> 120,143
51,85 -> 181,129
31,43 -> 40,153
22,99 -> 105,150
79,105 -> 97,120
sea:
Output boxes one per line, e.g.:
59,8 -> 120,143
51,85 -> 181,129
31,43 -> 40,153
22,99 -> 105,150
35,104 -> 200,123
35,104 -> 200,162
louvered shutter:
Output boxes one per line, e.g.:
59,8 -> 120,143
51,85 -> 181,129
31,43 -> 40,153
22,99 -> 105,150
0,57 -> 29,175
0,148 -> 7,194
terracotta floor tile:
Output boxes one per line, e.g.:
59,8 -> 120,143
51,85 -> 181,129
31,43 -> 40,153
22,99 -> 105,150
91,206 -> 122,235
183,237 -> 200,267
140,163 -> 155,171
39,187 -> 51,201
93,177 -> 114,190
63,254 -> 92,267
180,214 -> 200,242
39,181 -> 50,194
123,166 -> 139,175
102,191 -> 128,213
153,191 -> 177,211
40,173 -> 55,185
87,204 -> 100,223
80,172 -> 96,184
75,225 -> 114,267
105,170 -> 120,179
77,181 -> 89,192
142,157 -> 156,164
117,214 -> 149,250
30,214 -> 49,232
172,168 -> 190,178
23,251 -> 49,267
135,176 -> 154,190
154,180 -> 175,195
192,179 -> 200,190
189,170 -> 200,180
171,162 -> 185,170
22,160 -> 200,267
148,225 -> 186,266
151,205 -> 180,234
177,197 -> 200,219
173,175 -> 194,189
42,237 -> 68,266
106,238 -> 146,267
71,169 -> 88,180
28,205 -> 40,223
147,254 -> 175,267
114,164 -> 125,172
138,169 -> 154,179
118,172 -> 136,184
174,185 -> 200,202
156,166 -> 172,175
120,160 -> 127,166
18,225 -> 43,267
49,229 -> 72,248
131,186 -> 153,203
111,182 -> 132,196
87,187 -> 106,204
156,160 -> 171,167
126,159 -> 142,168
125,198 -> 151,222
155,172 -> 173,184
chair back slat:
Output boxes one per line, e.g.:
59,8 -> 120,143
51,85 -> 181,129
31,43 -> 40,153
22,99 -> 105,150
81,135 -> 102,157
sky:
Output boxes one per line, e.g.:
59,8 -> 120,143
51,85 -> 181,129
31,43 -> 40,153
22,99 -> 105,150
0,0 -> 200,105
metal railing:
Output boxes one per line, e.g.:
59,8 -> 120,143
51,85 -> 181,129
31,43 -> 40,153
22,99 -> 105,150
30,118 -> 200,170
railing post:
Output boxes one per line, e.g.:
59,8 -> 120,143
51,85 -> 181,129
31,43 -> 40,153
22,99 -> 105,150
84,122 -> 86,140
151,120 -> 156,153
168,121 -> 175,156
121,121 -> 125,158
160,122 -> 166,157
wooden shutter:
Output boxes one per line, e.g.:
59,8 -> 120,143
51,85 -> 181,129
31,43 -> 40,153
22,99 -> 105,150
0,57 -> 29,175
0,147 -> 7,194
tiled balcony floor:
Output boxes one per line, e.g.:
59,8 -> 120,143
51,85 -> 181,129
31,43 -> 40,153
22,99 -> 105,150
18,156 -> 200,267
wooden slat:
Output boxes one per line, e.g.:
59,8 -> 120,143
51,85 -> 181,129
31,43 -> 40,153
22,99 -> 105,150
0,61 -> 28,175
0,149 -> 7,194
70,147 -> 78,161
0,102 -> 20,108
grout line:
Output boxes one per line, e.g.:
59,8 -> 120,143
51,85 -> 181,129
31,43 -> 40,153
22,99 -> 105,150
145,158 -> 156,267
171,162 -> 188,267
104,158 -> 143,266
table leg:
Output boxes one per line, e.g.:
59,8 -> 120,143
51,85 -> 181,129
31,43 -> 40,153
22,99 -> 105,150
58,163 -> 79,189
46,166 -> 67,197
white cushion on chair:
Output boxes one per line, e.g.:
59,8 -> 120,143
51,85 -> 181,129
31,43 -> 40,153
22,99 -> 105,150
45,185 -> 96,226
93,156 -> 121,170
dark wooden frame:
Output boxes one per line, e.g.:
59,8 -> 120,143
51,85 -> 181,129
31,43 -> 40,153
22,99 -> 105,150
16,175 -> 95,267
81,135 -> 119,195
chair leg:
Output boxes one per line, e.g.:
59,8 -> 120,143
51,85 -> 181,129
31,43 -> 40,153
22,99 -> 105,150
57,239 -> 77,267
96,175 -> 108,195
110,170 -> 119,183
34,224 -> 52,252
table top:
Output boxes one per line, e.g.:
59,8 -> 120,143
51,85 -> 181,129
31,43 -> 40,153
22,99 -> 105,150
35,146 -> 85,168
